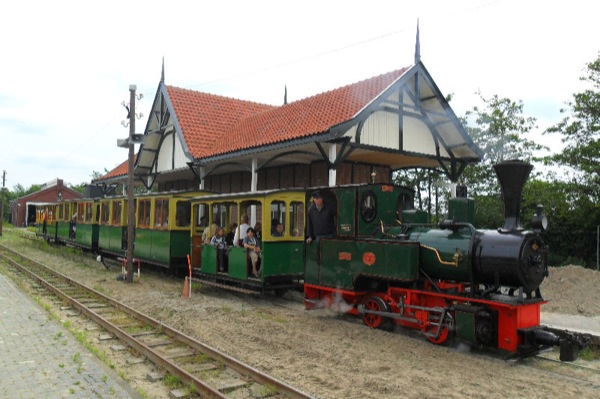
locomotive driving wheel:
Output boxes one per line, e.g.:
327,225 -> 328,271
361,296 -> 393,331
425,325 -> 450,345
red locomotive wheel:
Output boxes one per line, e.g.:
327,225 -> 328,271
362,296 -> 393,331
425,325 -> 450,345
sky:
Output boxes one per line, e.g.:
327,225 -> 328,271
1,0 -> 598,190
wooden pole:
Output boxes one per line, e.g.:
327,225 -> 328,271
126,86 -> 136,283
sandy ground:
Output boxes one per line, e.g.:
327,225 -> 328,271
2,232 -> 600,399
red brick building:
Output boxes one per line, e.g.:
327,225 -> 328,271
10,179 -> 82,227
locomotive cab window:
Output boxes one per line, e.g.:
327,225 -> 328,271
360,190 -> 377,222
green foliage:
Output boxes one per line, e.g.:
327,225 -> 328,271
393,168 -> 447,222
521,179 -> 600,267
473,195 -> 503,228
461,91 -> 544,196
543,52 -> 600,201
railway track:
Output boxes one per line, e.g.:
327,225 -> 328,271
0,243 -> 316,399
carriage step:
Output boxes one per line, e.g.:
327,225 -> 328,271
190,277 -> 261,295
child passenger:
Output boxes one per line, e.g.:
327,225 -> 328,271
242,227 -> 261,278
210,227 -> 228,272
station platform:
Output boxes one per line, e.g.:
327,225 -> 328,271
0,273 -> 139,399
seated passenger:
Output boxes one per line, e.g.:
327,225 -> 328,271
210,227 -> 228,272
272,222 -> 284,237
234,215 -> 250,247
254,222 -> 262,240
203,223 -> 218,244
226,223 -> 237,246
243,227 -> 261,278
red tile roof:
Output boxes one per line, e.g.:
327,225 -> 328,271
211,68 -> 408,156
97,68 -> 409,181
94,155 -> 137,182
166,87 -> 276,158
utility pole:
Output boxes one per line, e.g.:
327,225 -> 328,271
126,85 -> 136,283
0,170 -> 5,236
118,85 -> 143,283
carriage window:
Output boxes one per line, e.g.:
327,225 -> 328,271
77,204 -> 85,223
154,198 -> 169,228
212,203 -> 229,229
112,201 -> 123,226
86,203 -> 93,222
270,200 -> 286,236
195,203 -> 209,228
95,204 -> 100,223
58,204 -> 64,220
138,199 -> 150,227
290,201 -> 305,237
360,190 -> 377,222
101,203 -> 110,225
175,201 -> 191,227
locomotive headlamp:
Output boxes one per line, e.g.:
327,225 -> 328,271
531,205 -> 548,232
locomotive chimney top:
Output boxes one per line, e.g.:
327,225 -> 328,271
493,160 -> 533,232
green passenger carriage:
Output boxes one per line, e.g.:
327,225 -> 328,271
96,191 -> 203,268
74,199 -> 100,251
98,197 -> 128,255
190,189 -> 306,295
131,192 -> 195,268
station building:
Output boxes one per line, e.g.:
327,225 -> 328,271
95,54 -> 481,195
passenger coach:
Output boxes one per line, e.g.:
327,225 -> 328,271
190,189 -> 306,295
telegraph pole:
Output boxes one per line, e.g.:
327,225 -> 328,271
126,85 -> 136,283
118,85 -> 143,283
0,170 -> 5,236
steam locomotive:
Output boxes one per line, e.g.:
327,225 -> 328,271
304,160 -> 585,361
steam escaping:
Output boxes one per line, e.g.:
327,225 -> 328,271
455,342 -> 472,354
312,291 -> 354,315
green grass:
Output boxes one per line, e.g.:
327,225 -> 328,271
579,343 -> 600,361
164,373 -> 183,389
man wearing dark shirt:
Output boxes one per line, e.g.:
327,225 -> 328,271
306,190 -> 336,244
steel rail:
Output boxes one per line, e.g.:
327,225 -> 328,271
0,244 -> 315,399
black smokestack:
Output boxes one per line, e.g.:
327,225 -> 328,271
493,160 -> 533,232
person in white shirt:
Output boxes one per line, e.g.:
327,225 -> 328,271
233,214 -> 250,246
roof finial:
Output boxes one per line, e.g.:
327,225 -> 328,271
161,56 -> 165,83
414,19 -> 421,64
284,85 -> 288,105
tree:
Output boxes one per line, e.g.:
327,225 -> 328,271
461,91 -> 545,197
544,53 -> 600,201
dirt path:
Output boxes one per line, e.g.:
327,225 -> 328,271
3,233 -> 600,398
